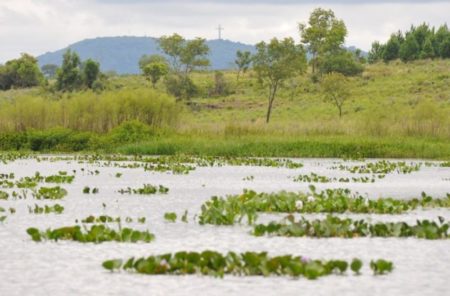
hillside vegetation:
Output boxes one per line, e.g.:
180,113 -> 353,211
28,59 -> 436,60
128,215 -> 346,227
0,59 -> 449,159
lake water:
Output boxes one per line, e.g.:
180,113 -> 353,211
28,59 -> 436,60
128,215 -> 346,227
0,157 -> 449,296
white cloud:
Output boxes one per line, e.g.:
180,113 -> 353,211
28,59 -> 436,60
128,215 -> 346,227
0,0 -> 449,62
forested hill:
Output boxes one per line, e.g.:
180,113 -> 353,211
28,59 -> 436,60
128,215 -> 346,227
37,36 -> 256,74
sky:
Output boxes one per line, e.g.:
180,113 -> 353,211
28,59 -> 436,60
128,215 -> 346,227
1,0 -> 449,63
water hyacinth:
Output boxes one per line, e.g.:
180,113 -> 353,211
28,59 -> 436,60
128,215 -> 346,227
26,225 -> 155,243
102,251 -> 375,279
199,187 -> 450,225
253,215 -> 450,240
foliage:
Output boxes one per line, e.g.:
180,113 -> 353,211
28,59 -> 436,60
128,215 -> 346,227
319,50 -> 364,76
56,50 -> 102,91
370,259 -> 394,275
164,212 -> 177,222
56,49 -> 83,91
0,53 -> 44,90
82,59 -> 101,89
253,215 -> 450,240
28,204 -> 64,214
102,251 -> 379,279
235,50 -> 252,81
118,184 -> 169,195
199,188 -> 450,225
299,8 -> 347,74
253,37 -> 307,123
143,62 -> 169,88
370,23 -> 450,63
158,33 -> 210,75
164,74 -> 198,100
321,72 -> 350,118
26,225 -> 155,243
41,64 -> 58,79
35,186 -> 68,200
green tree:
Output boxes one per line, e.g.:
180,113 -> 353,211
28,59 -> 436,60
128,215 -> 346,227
41,64 -> 58,79
253,38 -> 307,123
82,59 -> 100,89
0,53 -> 43,90
440,37 -> 450,58
368,41 -> 385,63
299,8 -> 347,74
158,34 -> 209,75
56,49 -> 83,91
383,34 -> 402,62
139,54 -> 168,71
321,72 -> 350,118
143,62 -> 169,88
420,37 -> 435,59
235,50 -> 252,81
399,34 -> 420,62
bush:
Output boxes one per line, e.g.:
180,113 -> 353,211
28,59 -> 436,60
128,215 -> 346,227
319,51 -> 364,76
165,75 -> 197,100
108,120 -> 153,144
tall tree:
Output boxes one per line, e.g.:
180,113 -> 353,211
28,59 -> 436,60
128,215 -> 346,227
82,59 -> 101,89
299,8 -> 347,74
235,50 -> 252,81
399,34 -> 420,62
321,72 -> 350,118
383,33 -> 402,62
253,38 -> 307,123
158,34 -> 209,75
56,49 -> 83,91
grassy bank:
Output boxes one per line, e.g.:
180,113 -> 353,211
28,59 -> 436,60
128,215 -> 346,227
116,135 -> 450,159
0,60 -> 449,159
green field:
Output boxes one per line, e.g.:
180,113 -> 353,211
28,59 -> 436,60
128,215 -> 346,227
0,59 -> 449,159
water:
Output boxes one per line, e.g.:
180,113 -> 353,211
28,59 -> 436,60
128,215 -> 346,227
0,157 -> 449,296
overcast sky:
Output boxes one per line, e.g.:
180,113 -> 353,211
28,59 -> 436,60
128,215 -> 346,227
1,0 -> 449,63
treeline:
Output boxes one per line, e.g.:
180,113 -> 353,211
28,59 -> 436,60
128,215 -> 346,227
0,50 -> 103,91
368,23 -> 450,63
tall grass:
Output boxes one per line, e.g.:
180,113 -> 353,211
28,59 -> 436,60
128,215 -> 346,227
0,89 -> 181,133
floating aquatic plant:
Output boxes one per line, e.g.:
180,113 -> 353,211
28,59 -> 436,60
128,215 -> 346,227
26,225 -> 155,243
102,251 -> 387,279
253,215 -> 450,240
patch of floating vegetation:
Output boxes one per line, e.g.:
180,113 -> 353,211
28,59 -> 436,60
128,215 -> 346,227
199,187 -> 450,225
35,186 -> 68,200
26,225 -> 155,243
293,173 -> 379,183
79,215 -> 146,224
334,160 -> 421,174
102,251 -> 393,279
28,204 -> 64,214
0,173 -> 14,179
28,155 -> 303,175
164,212 -> 177,222
0,190 -> 9,200
83,186 -> 99,194
253,215 -> 450,240
243,175 -> 255,181
118,184 -> 169,195
44,172 -> 75,184
0,206 -> 16,222
440,161 -> 450,167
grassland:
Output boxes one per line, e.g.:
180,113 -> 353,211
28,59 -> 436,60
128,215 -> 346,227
0,59 -> 449,159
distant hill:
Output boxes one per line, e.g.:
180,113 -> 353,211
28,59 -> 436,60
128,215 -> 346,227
37,36 -> 256,74
37,36 -> 367,74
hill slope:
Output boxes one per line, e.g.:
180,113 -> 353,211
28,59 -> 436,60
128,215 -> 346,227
37,36 -> 256,74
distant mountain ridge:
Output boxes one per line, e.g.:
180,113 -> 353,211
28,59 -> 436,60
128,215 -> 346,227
37,36 -> 256,74
37,36 -> 367,74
